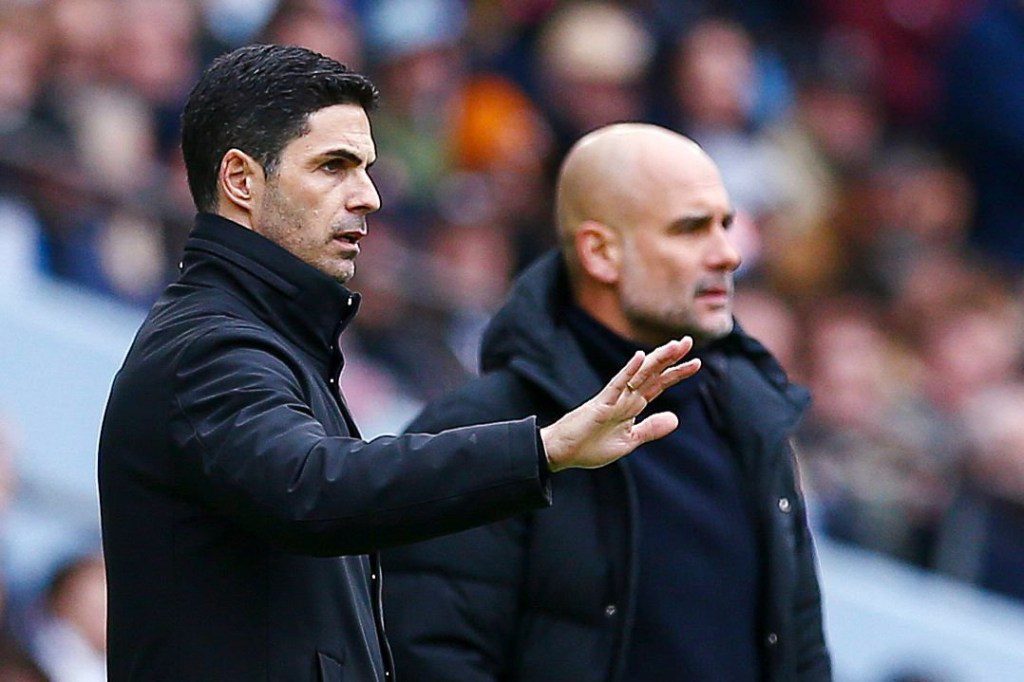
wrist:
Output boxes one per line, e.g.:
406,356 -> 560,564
539,424 -> 568,473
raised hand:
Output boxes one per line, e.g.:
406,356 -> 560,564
539,337 -> 700,472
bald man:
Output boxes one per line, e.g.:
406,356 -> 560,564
382,125 -> 831,682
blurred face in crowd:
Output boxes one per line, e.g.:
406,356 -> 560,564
562,125 -> 742,347
674,18 -> 755,130
962,384 -> 1024,500
53,557 -> 107,654
235,104 -> 380,283
263,0 -> 363,69
617,139 -> 740,346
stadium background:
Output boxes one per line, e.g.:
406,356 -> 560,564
2,0 -> 1024,679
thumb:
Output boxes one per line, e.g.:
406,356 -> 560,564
631,411 -> 679,446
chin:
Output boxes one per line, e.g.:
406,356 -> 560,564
315,260 -> 355,284
699,316 -> 734,342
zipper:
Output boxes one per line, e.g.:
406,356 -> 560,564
326,329 -> 395,681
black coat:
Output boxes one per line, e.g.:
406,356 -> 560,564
382,253 -> 831,681
98,214 -> 551,681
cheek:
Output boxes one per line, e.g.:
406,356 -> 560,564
289,183 -> 337,239
649,249 -> 700,292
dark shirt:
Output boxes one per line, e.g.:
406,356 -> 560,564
565,306 -> 762,681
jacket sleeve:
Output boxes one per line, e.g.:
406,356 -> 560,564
382,391 -> 533,682
169,325 -> 550,556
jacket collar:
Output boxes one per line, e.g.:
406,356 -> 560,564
481,251 -> 604,409
180,213 -> 360,366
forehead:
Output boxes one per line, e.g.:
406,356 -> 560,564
638,150 -> 730,218
284,103 -> 375,160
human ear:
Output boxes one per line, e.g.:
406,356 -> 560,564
217,149 -> 263,214
575,220 -> 621,285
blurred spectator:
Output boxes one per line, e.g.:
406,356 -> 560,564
45,0 -> 116,89
30,554 -> 105,682
450,73 -> 556,268
536,2 -> 654,154
346,216 -> 475,403
0,464 -> 47,682
0,4 -> 49,135
0,636 -> 49,682
943,0 -> 1024,268
849,147 -> 974,299
918,294 -> 1024,414
361,0 -> 468,216
672,18 -> 783,212
809,0 -> 971,124
200,0 -> 278,47
937,384 -> 1024,601
732,287 -> 801,375
800,300 -> 955,565
428,220 -> 514,374
261,0 -> 364,69
758,38 -> 885,298
668,17 -> 792,278
0,1 -> 53,270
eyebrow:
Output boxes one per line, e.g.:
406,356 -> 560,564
669,210 -> 736,231
319,148 -> 376,169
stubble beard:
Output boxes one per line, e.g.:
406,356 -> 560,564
619,276 -> 734,348
258,183 -> 357,284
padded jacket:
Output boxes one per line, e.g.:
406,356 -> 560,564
383,252 -> 831,681
98,214 -> 551,681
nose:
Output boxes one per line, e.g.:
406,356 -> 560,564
707,223 -> 742,272
348,171 -> 381,215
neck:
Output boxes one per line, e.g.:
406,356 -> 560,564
576,282 -> 625,329
215,202 -> 254,231
574,284 -> 664,347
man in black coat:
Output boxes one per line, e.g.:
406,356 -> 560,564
383,124 -> 832,681
97,47 -> 701,682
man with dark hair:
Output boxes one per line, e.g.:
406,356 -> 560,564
99,45 -> 699,681
180,44 -> 379,215
382,124 -> 832,681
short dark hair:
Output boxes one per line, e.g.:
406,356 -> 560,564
181,44 -> 379,212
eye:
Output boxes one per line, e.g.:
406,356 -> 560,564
321,159 -> 346,174
669,218 -> 705,235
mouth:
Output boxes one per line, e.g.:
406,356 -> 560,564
331,232 -> 363,255
695,284 -> 732,306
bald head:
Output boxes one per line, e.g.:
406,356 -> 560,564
555,123 -> 741,347
556,123 -> 717,266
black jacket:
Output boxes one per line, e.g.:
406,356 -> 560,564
98,214 -> 551,681
382,252 -> 831,681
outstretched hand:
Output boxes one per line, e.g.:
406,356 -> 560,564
539,337 -> 700,472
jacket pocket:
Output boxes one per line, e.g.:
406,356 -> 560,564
317,650 -> 345,682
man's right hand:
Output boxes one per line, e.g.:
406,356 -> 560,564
539,337 -> 700,472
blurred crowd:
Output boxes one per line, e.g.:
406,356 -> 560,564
2,0 -> 1024,677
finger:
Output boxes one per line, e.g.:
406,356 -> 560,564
631,411 -> 679,445
630,336 -> 693,392
640,358 -> 701,401
599,350 -> 645,405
